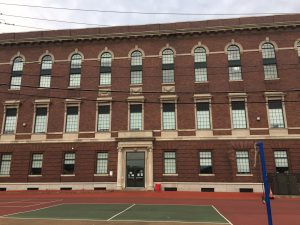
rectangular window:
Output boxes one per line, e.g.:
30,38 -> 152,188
0,153 -> 12,175
69,74 -> 81,87
268,100 -> 285,128
96,152 -> 108,174
229,66 -> 242,80
100,72 -> 111,86
130,104 -> 142,131
274,150 -> 289,173
236,151 -> 250,174
232,101 -> 247,129
30,153 -> 43,175
196,102 -> 211,129
162,70 -> 174,83
199,151 -> 213,174
195,68 -> 207,82
39,75 -> 51,88
97,105 -> 110,132
131,71 -> 142,84
63,153 -> 75,174
10,76 -> 22,90
65,106 -> 78,133
3,108 -> 17,134
164,151 -> 176,174
34,107 -> 47,133
264,65 -> 278,79
162,103 -> 176,130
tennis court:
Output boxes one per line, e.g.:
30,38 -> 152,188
3,203 -> 231,224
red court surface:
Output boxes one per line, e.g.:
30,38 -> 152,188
0,191 -> 299,225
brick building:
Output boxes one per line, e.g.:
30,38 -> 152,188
0,14 -> 300,193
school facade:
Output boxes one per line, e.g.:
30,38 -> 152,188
0,14 -> 300,193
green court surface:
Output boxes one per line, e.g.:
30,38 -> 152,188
6,204 -> 230,224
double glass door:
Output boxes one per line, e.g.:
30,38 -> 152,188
126,152 -> 145,187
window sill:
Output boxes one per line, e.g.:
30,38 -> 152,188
163,173 -> 178,176
8,89 -> 20,91
37,87 -> 50,90
229,80 -> 243,82
129,84 -> 143,87
161,82 -> 175,85
67,86 -> 81,89
194,81 -> 208,84
94,174 -> 109,176
0,175 -> 10,177
28,175 -> 42,177
60,174 -> 75,177
198,174 -> 215,176
264,78 -> 280,81
236,174 -> 253,176
98,85 -> 111,88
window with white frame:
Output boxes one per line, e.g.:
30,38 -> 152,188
231,101 -> 247,129
262,43 -> 278,79
30,153 -> 43,175
34,107 -> 47,133
69,54 -> 82,87
196,102 -> 211,129
194,47 -> 207,82
63,152 -> 75,174
268,100 -> 285,128
3,108 -> 17,134
97,105 -> 110,132
162,49 -> 174,83
100,52 -> 112,86
65,106 -> 79,133
162,103 -> 176,130
10,57 -> 24,90
274,150 -> 289,173
0,153 -> 12,175
199,151 -> 213,174
96,152 -> 108,174
236,151 -> 250,174
164,151 -> 176,174
131,51 -> 142,84
129,104 -> 142,130
40,55 -> 52,88
227,45 -> 242,80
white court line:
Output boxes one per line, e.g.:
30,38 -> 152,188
212,205 -> 233,225
1,201 -> 64,217
0,200 -> 63,208
107,204 -> 135,221
0,199 -> 31,205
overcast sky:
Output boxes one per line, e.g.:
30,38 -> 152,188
0,0 -> 299,33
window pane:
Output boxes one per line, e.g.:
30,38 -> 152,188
229,66 -> 242,80
34,108 -> 47,133
41,56 -> 53,70
268,100 -> 284,128
131,51 -> 142,65
100,73 -> 111,86
199,151 -> 213,174
101,53 -> 112,67
194,47 -> 206,62
196,102 -> 210,129
69,74 -> 81,87
98,105 -> 110,131
96,152 -> 108,174
264,65 -> 278,79
131,71 -> 142,84
130,104 -> 142,130
297,41 -> 300,57
31,153 -> 43,175
39,75 -> 51,88
162,49 -> 174,64
63,153 -> 75,174
236,151 -> 250,174
163,103 -> 176,130
65,107 -> 78,133
162,69 -> 174,83
232,101 -> 247,129
10,76 -> 22,90
13,57 -> 24,71
71,54 -> 82,68
274,150 -> 289,173
227,45 -> 240,61
164,152 -> 176,174
0,154 -> 12,175
262,43 -> 276,59
195,68 -> 207,82
4,108 -> 17,134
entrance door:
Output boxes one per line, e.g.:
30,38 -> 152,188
126,152 -> 145,188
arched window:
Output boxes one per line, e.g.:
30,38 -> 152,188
40,55 -> 52,88
130,50 -> 142,84
69,53 -> 82,87
194,47 -> 207,82
99,52 -> 112,86
297,41 -> 300,60
162,49 -> 174,83
227,45 -> 242,80
261,43 -> 277,79
10,57 -> 24,90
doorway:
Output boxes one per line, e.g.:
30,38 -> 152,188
126,152 -> 145,188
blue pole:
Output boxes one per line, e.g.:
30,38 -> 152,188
257,142 -> 273,225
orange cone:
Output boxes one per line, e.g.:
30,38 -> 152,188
269,188 -> 274,200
